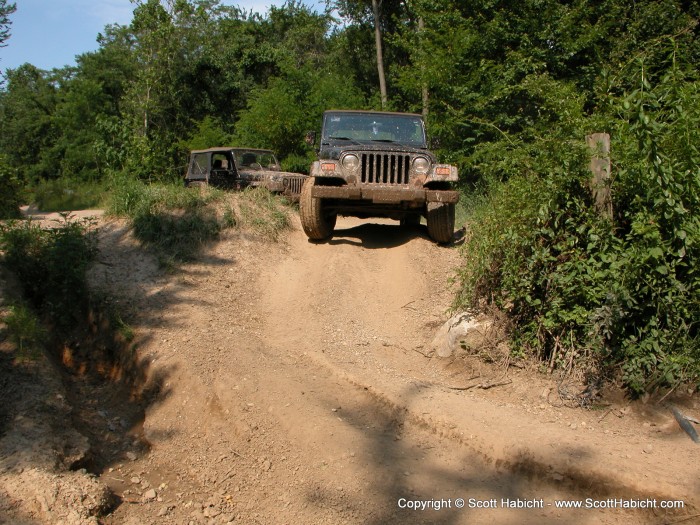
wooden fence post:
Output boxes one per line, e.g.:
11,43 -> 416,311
586,133 -> 613,220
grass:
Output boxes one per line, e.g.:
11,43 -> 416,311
108,177 -> 292,264
237,187 -> 290,241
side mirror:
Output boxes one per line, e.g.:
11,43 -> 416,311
305,131 -> 317,146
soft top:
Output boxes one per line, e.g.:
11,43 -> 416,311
190,147 -> 275,155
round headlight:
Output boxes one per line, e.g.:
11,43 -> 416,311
341,154 -> 360,171
413,156 -> 430,174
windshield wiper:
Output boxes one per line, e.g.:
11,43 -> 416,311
326,136 -> 361,145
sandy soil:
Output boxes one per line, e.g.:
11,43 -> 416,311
2,211 -> 699,525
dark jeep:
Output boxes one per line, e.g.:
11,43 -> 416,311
300,110 -> 459,243
184,147 -> 307,200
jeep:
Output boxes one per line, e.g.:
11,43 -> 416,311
184,147 -> 307,200
300,110 -> 459,243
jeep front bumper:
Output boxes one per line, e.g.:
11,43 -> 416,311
311,186 -> 459,204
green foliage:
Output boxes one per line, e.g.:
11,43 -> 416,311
0,154 -> 21,219
30,178 -> 107,212
0,65 -> 60,182
597,58 -> 700,393
233,67 -> 365,159
2,303 -> 46,359
0,217 -> 98,330
456,48 -> 700,394
180,116 -> 233,151
0,1 -> 16,51
280,152 -> 314,174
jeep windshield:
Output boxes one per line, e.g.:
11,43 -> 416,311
322,112 -> 427,148
232,149 -> 279,170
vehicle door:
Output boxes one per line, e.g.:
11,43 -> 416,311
209,151 -> 237,187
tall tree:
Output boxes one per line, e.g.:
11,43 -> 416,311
370,0 -> 387,109
0,64 -> 59,181
331,0 -> 406,109
0,0 -> 16,50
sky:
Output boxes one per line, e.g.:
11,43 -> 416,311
0,0 -> 325,73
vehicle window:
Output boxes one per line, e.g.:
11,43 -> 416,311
191,153 -> 209,176
259,153 -> 276,167
238,152 -> 258,166
212,154 -> 228,169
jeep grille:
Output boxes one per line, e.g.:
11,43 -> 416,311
360,153 -> 410,185
283,176 -> 305,196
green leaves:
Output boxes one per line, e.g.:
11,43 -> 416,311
456,35 -> 700,395
0,217 -> 98,330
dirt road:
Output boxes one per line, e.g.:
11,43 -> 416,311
7,212 -> 694,524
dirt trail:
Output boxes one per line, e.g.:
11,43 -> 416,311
5,212 -> 697,524
90,214 -> 697,525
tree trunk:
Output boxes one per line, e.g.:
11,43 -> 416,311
418,16 -> 428,118
371,0 -> 388,110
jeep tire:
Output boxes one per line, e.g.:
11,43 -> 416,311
300,177 -> 337,241
426,202 -> 455,244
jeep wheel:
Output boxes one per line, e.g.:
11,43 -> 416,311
300,178 -> 337,241
426,202 -> 455,244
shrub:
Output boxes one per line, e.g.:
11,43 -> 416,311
2,303 -> 47,359
456,55 -> 699,394
281,153 -> 314,175
0,155 -> 22,219
0,217 -> 98,330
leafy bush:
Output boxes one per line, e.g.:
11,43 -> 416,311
280,153 -> 314,175
456,54 -> 699,394
179,116 -> 233,152
0,217 -> 98,330
2,303 -> 47,359
0,155 -> 22,219
597,63 -> 700,393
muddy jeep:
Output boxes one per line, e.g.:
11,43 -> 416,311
300,110 -> 459,243
184,147 -> 307,200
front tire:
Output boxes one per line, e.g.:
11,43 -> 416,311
426,202 -> 455,244
299,178 -> 337,241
